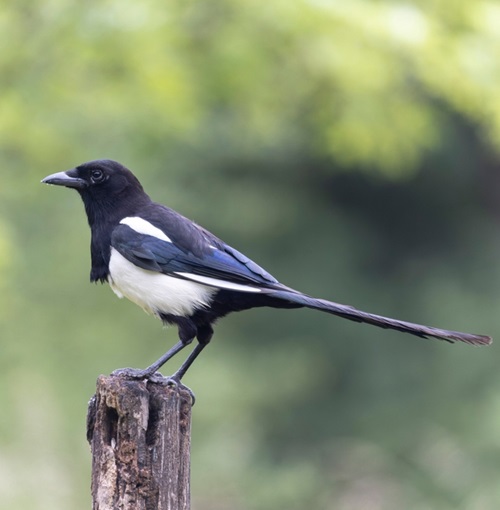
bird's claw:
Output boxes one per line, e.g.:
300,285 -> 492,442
111,367 -> 155,379
110,368 -> 195,405
164,376 -> 196,405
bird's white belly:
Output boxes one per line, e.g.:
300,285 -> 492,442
108,248 -> 216,317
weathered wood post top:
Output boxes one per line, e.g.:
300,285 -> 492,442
87,374 -> 193,510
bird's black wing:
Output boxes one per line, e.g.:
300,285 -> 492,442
111,221 -> 281,291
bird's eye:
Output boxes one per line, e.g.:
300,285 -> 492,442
91,169 -> 105,183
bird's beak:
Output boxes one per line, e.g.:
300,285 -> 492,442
41,169 -> 87,189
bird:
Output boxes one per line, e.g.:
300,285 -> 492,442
42,159 -> 492,387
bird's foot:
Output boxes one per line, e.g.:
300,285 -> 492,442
110,368 -> 195,405
163,375 -> 196,405
111,367 -> 158,379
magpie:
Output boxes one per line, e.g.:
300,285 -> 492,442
42,160 -> 492,385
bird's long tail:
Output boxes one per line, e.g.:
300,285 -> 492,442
267,289 -> 491,346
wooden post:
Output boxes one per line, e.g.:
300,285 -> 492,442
87,374 -> 193,510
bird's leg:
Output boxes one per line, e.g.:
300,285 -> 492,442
167,324 -> 214,384
168,342 -> 208,383
112,317 -> 198,379
159,324 -> 213,405
162,342 -> 208,405
112,339 -> 190,379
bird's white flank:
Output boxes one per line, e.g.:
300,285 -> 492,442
108,248 -> 216,317
120,217 -> 172,243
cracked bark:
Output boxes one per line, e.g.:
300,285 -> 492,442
87,374 -> 192,510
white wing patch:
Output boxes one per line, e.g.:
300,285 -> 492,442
108,248 -> 216,317
120,216 -> 172,243
174,272 -> 263,293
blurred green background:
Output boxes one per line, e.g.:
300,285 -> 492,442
1,0 -> 500,508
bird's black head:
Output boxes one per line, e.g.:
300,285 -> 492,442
42,159 -> 144,194
42,159 -> 150,225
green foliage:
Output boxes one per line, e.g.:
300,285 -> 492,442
1,0 -> 499,508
